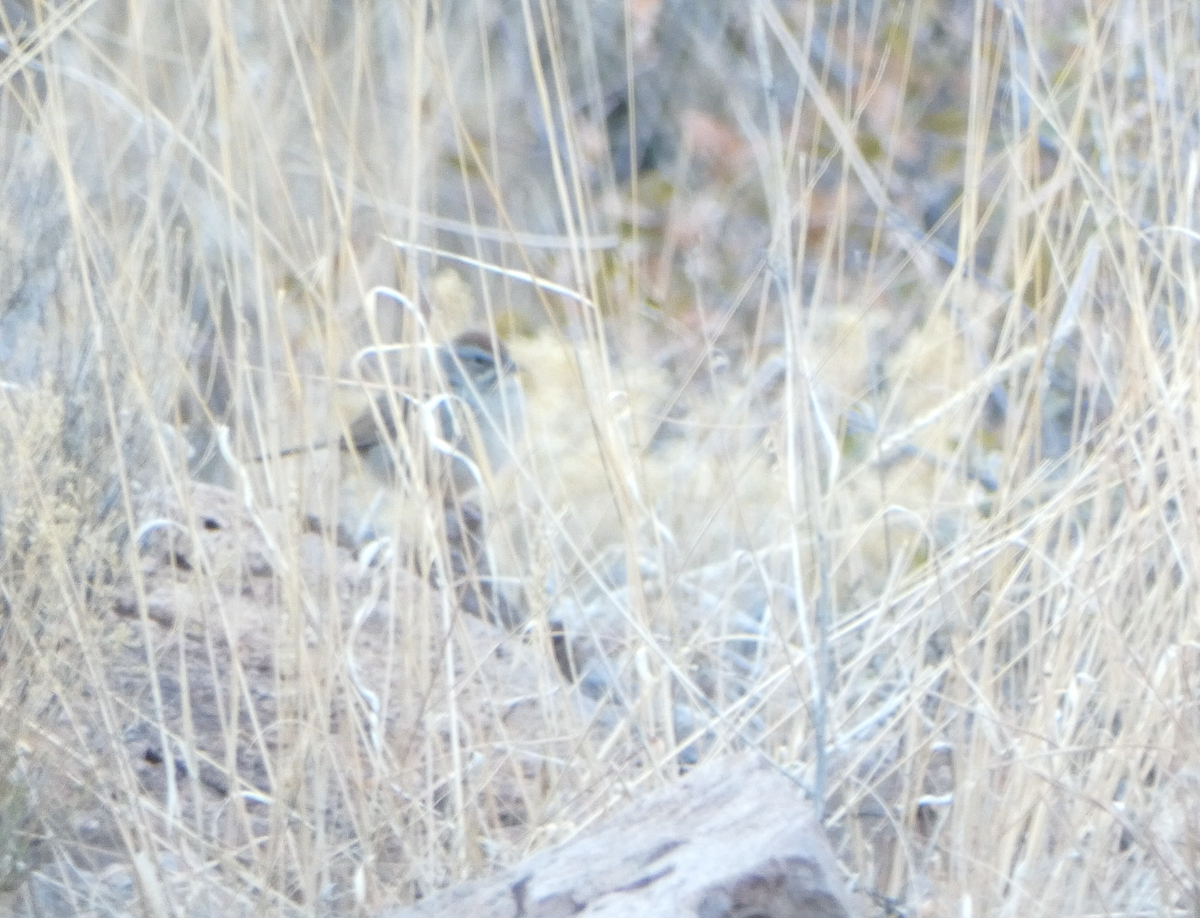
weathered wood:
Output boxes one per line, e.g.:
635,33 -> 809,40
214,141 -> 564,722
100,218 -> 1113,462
388,753 -> 856,918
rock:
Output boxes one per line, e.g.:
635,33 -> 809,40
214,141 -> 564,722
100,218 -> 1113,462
388,752 -> 856,918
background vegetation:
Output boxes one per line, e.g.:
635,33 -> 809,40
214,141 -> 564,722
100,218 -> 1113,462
2,0 -> 1199,914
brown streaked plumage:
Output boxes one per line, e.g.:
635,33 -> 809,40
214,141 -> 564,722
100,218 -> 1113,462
280,331 -> 524,498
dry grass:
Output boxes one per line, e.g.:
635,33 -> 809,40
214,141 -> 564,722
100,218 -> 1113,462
2,0 -> 1200,915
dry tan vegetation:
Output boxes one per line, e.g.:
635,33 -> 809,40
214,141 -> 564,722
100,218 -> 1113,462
2,0 -> 1200,915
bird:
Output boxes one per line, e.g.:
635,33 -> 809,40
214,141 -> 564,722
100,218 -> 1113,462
265,330 -> 523,500
343,329 -> 524,498
342,330 -> 526,626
